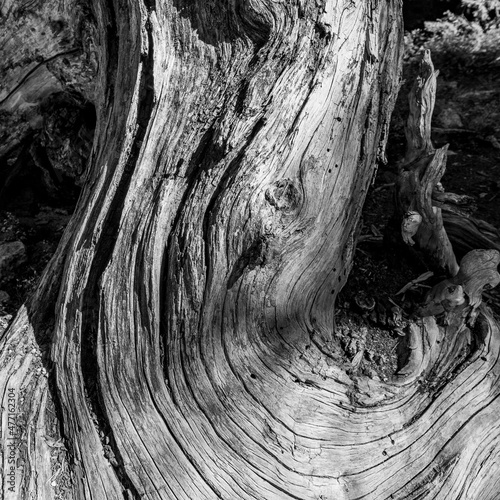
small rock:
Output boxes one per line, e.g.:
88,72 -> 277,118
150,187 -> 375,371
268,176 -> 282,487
436,108 -> 463,129
363,366 -> 380,380
354,293 -> 376,312
0,241 -> 26,278
0,290 -> 10,304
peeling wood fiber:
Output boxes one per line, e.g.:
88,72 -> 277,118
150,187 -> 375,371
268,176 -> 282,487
5,2 -> 500,500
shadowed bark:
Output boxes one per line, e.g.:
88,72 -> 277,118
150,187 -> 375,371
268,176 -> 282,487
1,1 -> 500,500
395,50 -> 500,268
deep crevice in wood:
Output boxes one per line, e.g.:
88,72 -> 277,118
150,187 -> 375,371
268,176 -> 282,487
76,3 -> 156,496
11,2 -> 500,499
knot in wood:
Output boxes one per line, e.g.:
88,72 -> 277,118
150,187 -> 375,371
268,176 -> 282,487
265,179 -> 301,214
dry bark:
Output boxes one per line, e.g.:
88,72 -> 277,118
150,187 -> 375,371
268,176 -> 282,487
2,2 -> 500,500
395,50 -> 500,269
389,48 -> 500,499
394,50 -> 458,275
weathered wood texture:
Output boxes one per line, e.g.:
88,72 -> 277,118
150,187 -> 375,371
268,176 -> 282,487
395,50 -> 500,270
390,48 -> 500,499
395,50 -> 458,275
2,1 -> 500,500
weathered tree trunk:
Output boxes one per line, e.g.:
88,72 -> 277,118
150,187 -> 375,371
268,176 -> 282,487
2,1 -> 500,500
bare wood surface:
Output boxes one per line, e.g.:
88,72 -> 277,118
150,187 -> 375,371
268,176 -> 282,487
395,50 -> 500,270
418,249 -> 500,319
1,2 -> 500,500
395,50 -> 458,275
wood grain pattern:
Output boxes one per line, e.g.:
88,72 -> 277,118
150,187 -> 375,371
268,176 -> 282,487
2,1 -> 500,499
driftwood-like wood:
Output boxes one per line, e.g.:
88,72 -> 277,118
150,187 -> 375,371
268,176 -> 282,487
395,50 -> 458,275
418,249 -> 500,320
395,50 -> 500,269
1,2 -> 500,500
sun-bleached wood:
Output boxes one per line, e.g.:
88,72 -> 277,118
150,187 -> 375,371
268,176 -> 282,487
2,2 -> 500,500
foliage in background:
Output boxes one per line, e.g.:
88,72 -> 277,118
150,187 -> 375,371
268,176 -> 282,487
462,0 -> 500,27
405,0 -> 500,69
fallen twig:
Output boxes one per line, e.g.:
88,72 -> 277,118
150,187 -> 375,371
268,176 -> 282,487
396,271 -> 434,296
